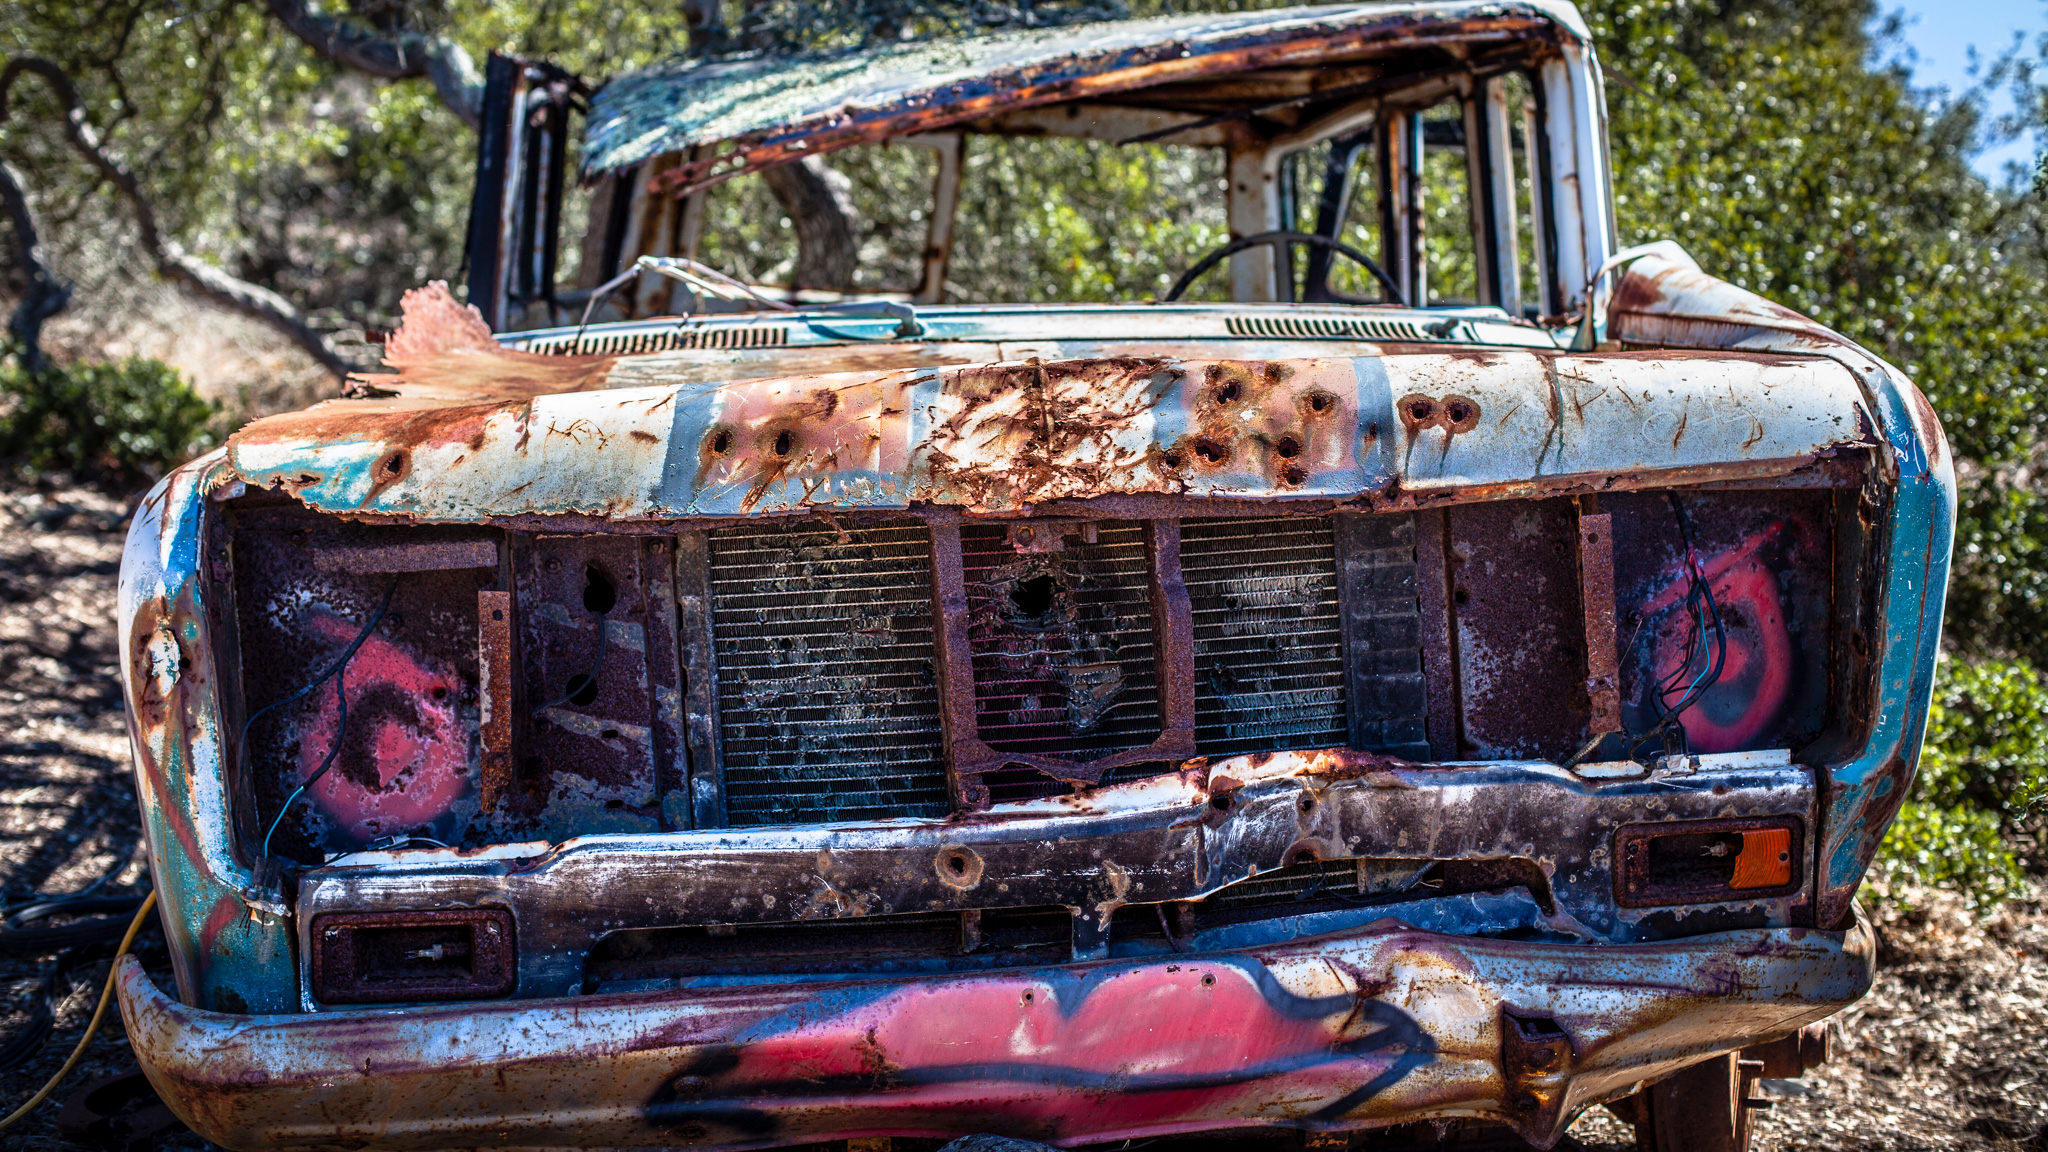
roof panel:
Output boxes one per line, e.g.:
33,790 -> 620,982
581,1 -> 1587,184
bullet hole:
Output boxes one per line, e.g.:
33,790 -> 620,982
1201,973 -> 1216,987
773,430 -> 794,457
1281,465 -> 1308,487
601,728 -> 620,741
1305,391 -> 1334,414
1210,792 -> 1233,811
1298,792 -> 1316,814
490,608 -> 505,622
380,451 -> 407,477
1193,437 -> 1231,466
565,673 -> 599,707
708,429 -> 732,455
944,851 -> 971,876
1275,435 -> 1302,459
582,565 -> 617,614
1214,380 -> 1241,403
1407,398 -> 1437,423
1446,398 -> 1476,425
1022,990 -> 1035,1004
1367,421 -> 1380,439
1010,575 -> 1057,618
1161,451 -> 1184,469
431,685 -> 448,701
1454,586 -> 1470,606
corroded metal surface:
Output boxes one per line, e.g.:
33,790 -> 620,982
582,2 -> 1591,186
1602,244 -> 1955,927
287,753 -> 1821,1000
225,311 -> 1875,522
118,912 -> 1872,1151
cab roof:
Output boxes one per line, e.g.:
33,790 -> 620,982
581,0 -> 1591,194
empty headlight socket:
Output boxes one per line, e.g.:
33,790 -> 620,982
310,908 -> 517,1005
1614,816 -> 1804,907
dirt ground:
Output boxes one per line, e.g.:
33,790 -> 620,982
0,483 -> 2043,1152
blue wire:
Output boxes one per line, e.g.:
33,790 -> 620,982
253,581 -> 396,860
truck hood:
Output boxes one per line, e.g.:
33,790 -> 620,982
226,271 -> 1876,522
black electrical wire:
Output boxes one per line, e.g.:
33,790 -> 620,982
253,580 -> 398,860
0,895 -> 151,957
1623,494 -> 1728,762
0,950 -> 71,1071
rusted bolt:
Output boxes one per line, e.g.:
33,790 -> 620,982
1192,437 -> 1231,466
1275,435 -> 1302,459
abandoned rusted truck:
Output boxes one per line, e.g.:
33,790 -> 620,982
114,3 -> 1952,1150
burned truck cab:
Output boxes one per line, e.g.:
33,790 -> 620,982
116,3 -> 1950,1150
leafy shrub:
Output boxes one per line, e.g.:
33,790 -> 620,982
0,353 -> 218,485
1873,657 -> 2048,908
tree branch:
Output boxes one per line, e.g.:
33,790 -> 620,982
761,157 -> 860,292
1,56 -> 360,377
264,0 -> 484,129
0,157 -> 73,371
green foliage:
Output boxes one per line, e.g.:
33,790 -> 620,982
0,352 -> 217,484
1873,656 -> 2048,907
1582,0 -> 2048,667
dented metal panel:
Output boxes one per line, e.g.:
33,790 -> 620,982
118,910 -> 1872,1150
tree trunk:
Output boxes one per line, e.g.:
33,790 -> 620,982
761,157 -> 859,293
0,157 -> 71,371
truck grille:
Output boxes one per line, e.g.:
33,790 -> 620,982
961,521 -> 1161,760
708,520 -> 949,825
1183,516 -> 1347,758
695,512 -> 1425,825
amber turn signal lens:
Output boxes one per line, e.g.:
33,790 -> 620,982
1730,827 -> 1794,889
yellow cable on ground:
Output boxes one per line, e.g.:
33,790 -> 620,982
0,889 -> 159,1132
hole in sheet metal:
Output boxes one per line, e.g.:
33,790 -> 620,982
1407,398 -> 1436,423
1009,575 -> 1057,619
1280,465 -> 1308,487
1214,381 -> 1241,403
1193,438 -> 1231,466
582,565 -> 617,614
1275,435 -> 1302,459
773,430 -> 794,457
564,673 -> 599,708
707,428 -> 733,456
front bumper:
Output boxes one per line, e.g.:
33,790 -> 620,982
120,910 -> 1872,1152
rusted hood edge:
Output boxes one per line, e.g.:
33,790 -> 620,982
226,337 -> 1876,521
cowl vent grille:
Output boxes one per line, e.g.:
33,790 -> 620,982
1225,315 -> 1427,342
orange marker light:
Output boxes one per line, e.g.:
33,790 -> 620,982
1730,827 -> 1794,889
